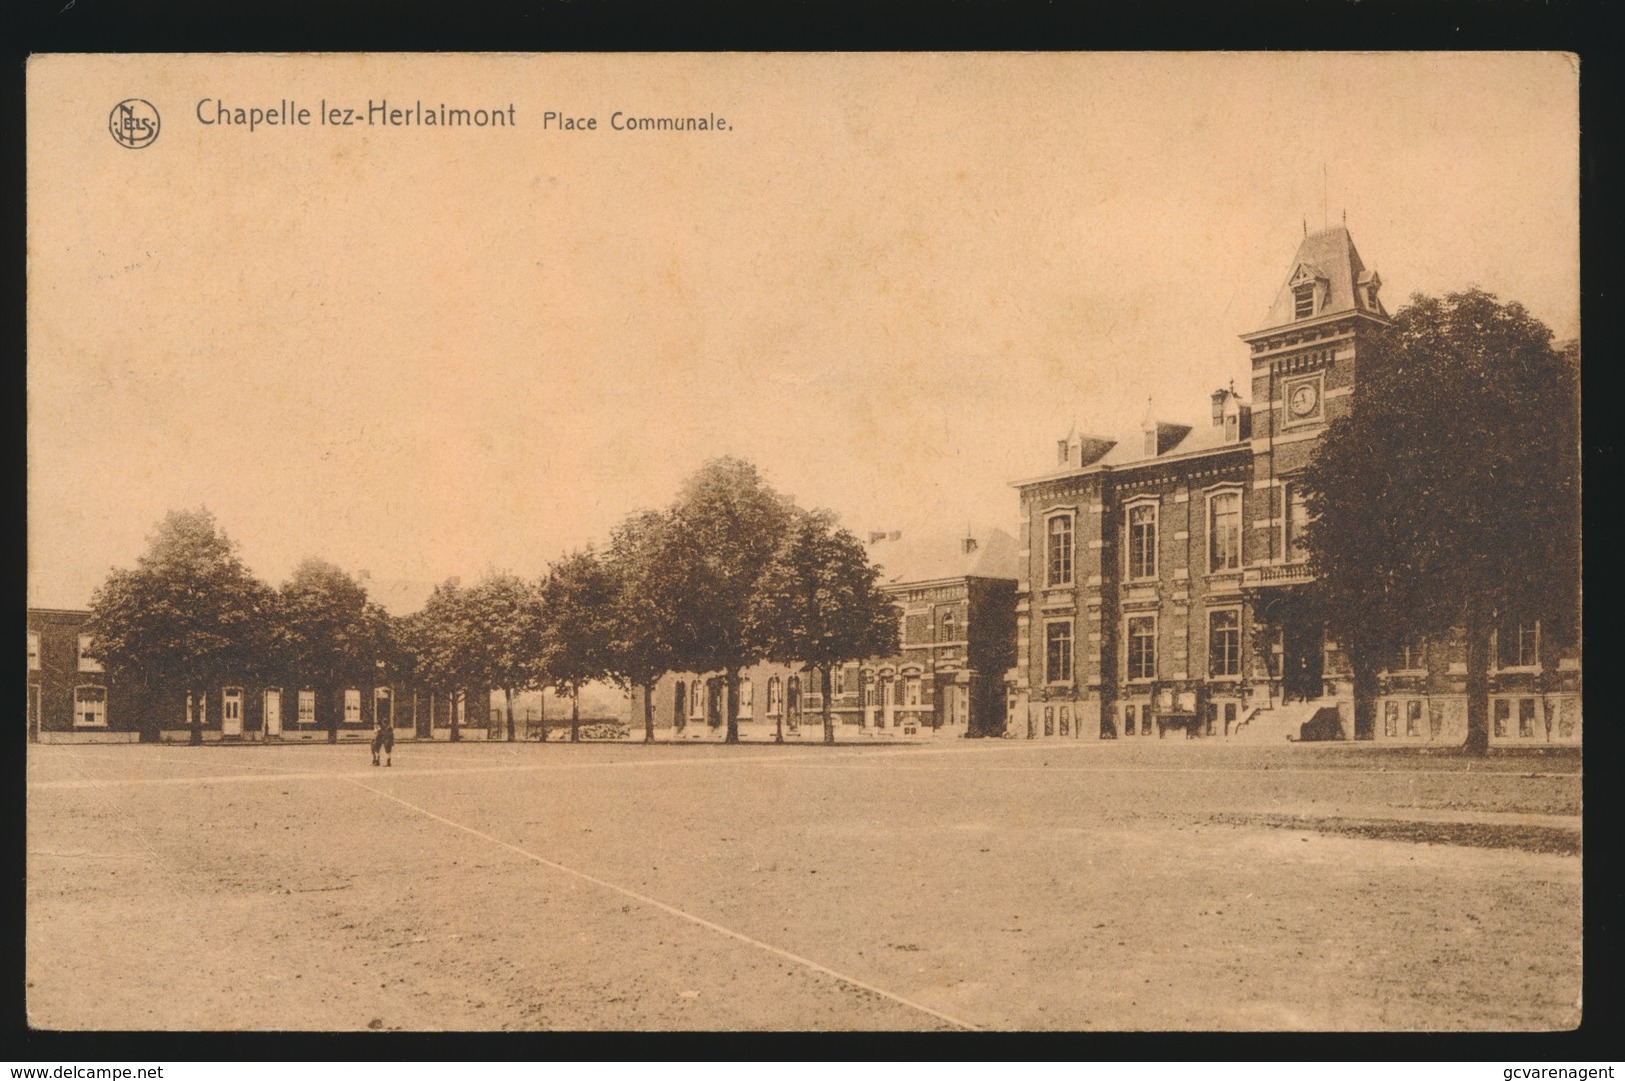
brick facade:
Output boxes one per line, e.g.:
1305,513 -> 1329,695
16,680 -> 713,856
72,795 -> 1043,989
26,607 -> 488,743
1007,227 -> 1581,744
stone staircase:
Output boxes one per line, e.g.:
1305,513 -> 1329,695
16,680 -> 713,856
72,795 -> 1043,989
1229,700 -> 1326,742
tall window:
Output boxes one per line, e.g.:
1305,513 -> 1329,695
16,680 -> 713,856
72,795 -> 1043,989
1208,609 -> 1241,677
1127,503 -> 1157,580
344,688 -> 361,724
904,675 -> 921,706
767,676 -> 782,714
1127,616 -> 1157,681
1045,621 -> 1073,683
739,678 -> 753,711
77,634 -> 102,673
834,668 -> 846,696
1209,491 -> 1241,572
1497,620 -> 1539,669
1047,514 -> 1074,586
940,608 -> 957,642
298,690 -> 315,724
1284,483 -> 1311,561
27,631 -> 40,670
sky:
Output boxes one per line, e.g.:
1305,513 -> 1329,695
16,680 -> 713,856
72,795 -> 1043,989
27,53 -> 1579,612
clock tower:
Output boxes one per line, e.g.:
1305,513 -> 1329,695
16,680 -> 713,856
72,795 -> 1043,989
1239,225 -> 1390,717
1241,225 -> 1389,566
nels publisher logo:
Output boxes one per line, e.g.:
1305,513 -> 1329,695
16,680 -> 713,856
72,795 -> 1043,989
109,99 -> 160,149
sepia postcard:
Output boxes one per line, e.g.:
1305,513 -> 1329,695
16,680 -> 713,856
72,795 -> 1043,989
26,53 -> 1580,1034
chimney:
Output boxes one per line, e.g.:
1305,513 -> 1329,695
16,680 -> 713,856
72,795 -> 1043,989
868,531 -> 887,544
963,536 -> 979,555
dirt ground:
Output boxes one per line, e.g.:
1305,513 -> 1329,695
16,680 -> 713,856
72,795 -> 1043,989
26,738 -> 1582,1032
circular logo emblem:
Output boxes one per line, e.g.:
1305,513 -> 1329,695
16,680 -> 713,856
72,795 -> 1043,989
109,99 -> 160,149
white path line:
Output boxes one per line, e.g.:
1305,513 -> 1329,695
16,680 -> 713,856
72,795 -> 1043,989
346,776 -> 980,1032
26,746 -> 950,791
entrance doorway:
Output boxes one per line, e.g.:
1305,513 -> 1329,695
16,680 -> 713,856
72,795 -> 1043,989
222,688 -> 243,736
264,688 -> 282,737
1281,616 -> 1324,703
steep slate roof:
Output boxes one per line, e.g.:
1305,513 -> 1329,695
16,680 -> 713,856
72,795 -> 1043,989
1258,225 -> 1381,329
866,525 -> 1020,585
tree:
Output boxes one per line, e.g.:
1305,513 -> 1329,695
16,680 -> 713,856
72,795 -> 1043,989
663,457 -> 797,743
602,509 -> 683,743
402,579 -> 472,742
537,549 -> 618,742
747,510 -> 900,744
458,573 -> 545,742
1299,289 -> 1579,753
85,508 -> 275,744
274,559 -> 392,743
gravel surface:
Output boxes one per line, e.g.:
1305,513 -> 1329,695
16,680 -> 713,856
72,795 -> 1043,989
27,739 -> 1582,1031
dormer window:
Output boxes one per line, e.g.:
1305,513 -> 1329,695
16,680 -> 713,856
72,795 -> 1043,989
1293,283 -> 1315,320
1057,439 -> 1070,466
1144,431 -> 1157,457
1225,413 -> 1239,443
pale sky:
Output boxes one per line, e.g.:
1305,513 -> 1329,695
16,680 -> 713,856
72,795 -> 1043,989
27,53 -> 1579,612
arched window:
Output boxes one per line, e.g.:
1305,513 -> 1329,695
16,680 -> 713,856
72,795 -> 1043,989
1127,501 -> 1157,580
739,677 -> 754,712
1046,513 -> 1074,586
1208,490 -> 1241,572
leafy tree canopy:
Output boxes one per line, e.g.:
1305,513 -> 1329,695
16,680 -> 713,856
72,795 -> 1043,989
86,508 -> 275,689
274,558 -> 393,686
1301,288 -> 1578,652
537,548 -> 618,695
748,509 -> 898,671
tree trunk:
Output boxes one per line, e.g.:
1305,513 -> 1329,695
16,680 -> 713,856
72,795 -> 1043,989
775,682 -> 785,744
538,690 -> 547,741
822,665 -> 835,745
570,684 -> 581,743
724,668 -> 740,744
450,691 -> 461,743
1463,607 -> 1491,755
504,686 -> 515,742
328,682 -> 339,744
188,682 -> 203,746
1350,656 -> 1379,741
643,679 -> 656,743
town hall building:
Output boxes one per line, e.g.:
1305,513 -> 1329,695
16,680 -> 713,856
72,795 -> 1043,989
1005,226 -> 1582,745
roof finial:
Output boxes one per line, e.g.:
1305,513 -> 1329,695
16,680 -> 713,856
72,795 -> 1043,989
1302,216 -> 1307,237
1342,207 -> 1347,226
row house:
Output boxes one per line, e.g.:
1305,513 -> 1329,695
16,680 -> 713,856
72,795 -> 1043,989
1007,225 -> 1581,745
637,526 -> 1017,739
25,607 -> 487,743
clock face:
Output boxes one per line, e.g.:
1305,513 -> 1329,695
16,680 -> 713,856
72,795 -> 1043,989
1289,382 -> 1320,418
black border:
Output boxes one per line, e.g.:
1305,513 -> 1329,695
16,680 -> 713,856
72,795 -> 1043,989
5,0 -> 1619,1065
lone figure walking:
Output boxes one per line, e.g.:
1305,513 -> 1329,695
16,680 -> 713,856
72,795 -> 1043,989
372,716 -> 394,767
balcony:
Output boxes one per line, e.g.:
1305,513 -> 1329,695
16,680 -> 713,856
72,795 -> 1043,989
1243,562 -> 1315,588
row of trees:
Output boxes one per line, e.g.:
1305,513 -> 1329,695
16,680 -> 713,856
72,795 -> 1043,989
86,458 -> 901,746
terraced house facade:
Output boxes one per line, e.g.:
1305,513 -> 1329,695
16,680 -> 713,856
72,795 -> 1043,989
1006,226 -> 1582,745
25,606 -> 489,743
